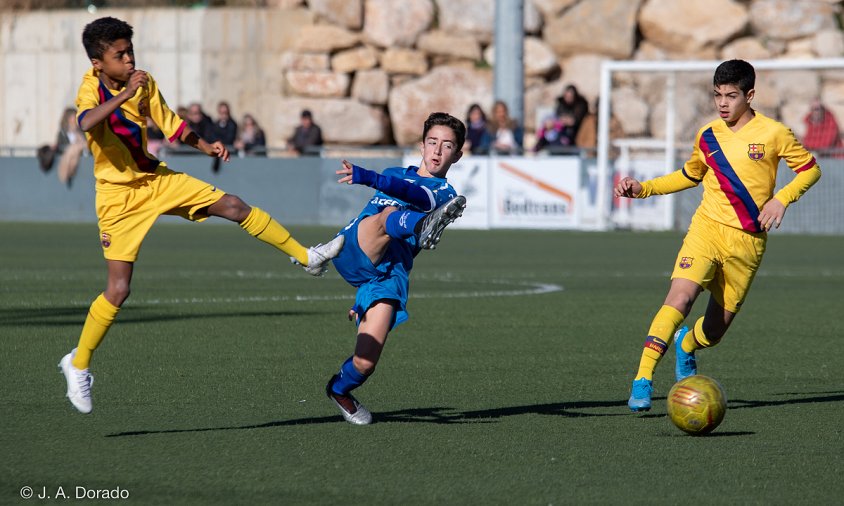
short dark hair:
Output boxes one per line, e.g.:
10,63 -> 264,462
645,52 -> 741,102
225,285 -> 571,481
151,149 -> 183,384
82,17 -> 133,60
423,112 -> 466,151
301,110 -> 312,118
714,59 -> 755,94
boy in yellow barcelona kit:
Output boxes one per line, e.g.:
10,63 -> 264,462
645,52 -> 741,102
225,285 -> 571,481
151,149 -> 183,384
615,59 -> 821,412
59,17 -> 344,414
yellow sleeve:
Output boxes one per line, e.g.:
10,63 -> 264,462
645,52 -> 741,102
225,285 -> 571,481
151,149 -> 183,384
774,165 -> 821,207
146,74 -> 185,143
75,71 -> 101,124
779,126 -> 817,173
637,169 -> 699,198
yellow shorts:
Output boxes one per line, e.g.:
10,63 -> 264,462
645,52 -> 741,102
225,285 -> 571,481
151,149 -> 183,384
95,166 -> 226,262
671,213 -> 767,313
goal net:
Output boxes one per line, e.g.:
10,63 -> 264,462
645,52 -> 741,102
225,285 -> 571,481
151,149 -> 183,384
595,58 -> 844,235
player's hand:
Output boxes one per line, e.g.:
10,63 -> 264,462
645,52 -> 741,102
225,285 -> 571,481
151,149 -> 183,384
614,176 -> 642,198
347,308 -> 357,322
206,141 -> 230,162
336,159 -> 354,184
759,198 -> 786,231
124,70 -> 148,97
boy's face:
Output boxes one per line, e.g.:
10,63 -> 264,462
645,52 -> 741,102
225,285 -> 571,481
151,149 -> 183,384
713,83 -> 754,125
420,124 -> 462,177
92,38 -> 135,84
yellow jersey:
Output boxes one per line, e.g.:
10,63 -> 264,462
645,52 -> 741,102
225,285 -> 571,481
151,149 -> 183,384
75,69 -> 185,185
682,112 -> 817,233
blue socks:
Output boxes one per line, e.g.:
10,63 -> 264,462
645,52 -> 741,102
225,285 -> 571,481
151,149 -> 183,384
331,356 -> 368,395
385,210 -> 425,239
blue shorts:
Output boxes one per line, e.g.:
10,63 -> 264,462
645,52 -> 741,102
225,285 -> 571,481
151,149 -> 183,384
332,218 -> 413,329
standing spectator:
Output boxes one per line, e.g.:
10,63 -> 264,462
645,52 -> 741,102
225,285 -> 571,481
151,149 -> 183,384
556,84 -> 589,139
802,98 -> 842,155
214,101 -> 238,148
486,100 -> 523,155
464,103 -> 490,155
55,107 -> 89,187
288,109 -> 323,156
186,102 -> 216,143
234,113 -> 267,156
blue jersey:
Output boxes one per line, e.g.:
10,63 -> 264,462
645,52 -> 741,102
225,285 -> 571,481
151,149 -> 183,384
356,166 -> 457,223
333,165 -> 457,329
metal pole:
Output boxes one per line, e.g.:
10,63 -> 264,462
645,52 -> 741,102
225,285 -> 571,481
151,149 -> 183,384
665,73 -> 676,230
494,0 -> 524,124
596,62 -> 612,230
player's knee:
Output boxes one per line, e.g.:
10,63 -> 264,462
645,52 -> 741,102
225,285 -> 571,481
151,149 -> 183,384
106,284 -> 130,307
352,355 -> 376,376
212,194 -> 250,221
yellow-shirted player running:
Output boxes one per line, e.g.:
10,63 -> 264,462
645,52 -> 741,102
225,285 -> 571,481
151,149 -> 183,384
615,59 -> 822,412
59,17 -> 344,414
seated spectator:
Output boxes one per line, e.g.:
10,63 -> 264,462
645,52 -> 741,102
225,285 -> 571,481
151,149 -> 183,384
802,98 -> 842,155
235,114 -> 267,156
214,101 -> 238,148
186,102 -> 217,143
534,114 -> 575,154
464,103 -> 490,155
146,117 -> 165,157
575,97 -> 625,155
54,107 -> 89,187
487,100 -> 523,155
288,109 -> 323,156
555,84 -> 589,139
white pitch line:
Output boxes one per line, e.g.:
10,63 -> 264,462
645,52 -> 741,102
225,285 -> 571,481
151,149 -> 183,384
130,282 -> 564,306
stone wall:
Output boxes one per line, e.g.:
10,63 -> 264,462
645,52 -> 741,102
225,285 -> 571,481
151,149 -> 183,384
2,0 -> 844,150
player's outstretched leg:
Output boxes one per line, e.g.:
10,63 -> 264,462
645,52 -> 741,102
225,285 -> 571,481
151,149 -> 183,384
292,235 -> 345,276
418,195 -> 466,250
59,348 -> 94,414
674,325 -> 697,381
326,374 -> 372,425
628,378 -> 653,412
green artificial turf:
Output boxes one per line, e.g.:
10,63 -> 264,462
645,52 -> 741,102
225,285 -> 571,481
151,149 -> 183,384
2,222 -> 842,505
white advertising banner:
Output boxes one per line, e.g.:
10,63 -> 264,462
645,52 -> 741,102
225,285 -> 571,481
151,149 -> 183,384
490,157 -> 581,229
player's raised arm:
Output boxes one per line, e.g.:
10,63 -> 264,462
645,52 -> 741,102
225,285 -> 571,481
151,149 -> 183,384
180,128 -> 230,162
336,159 -> 436,212
79,70 -> 148,132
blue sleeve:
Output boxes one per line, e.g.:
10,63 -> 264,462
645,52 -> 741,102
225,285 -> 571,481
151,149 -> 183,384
352,164 -> 437,212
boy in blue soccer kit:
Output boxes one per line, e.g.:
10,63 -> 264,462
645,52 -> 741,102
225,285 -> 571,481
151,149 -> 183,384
325,112 -> 467,424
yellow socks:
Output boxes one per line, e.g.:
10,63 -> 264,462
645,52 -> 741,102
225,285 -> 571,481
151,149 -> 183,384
682,317 -> 720,353
240,207 -> 308,265
635,305 -> 685,380
72,293 -> 120,370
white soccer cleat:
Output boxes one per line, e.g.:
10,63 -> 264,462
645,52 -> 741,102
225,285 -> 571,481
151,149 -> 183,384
59,349 -> 93,414
326,375 -> 372,425
418,195 -> 467,250
292,234 -> 345,276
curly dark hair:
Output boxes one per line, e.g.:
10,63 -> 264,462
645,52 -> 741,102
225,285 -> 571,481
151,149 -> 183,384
714,59 -> 755,94
82,17 -> 133,60
422,112 -> 466,151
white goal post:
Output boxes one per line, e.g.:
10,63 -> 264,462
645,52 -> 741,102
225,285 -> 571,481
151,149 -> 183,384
595,58 -> 844,232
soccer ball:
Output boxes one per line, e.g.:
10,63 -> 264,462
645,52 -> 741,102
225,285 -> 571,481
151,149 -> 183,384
667,375 -> 727,435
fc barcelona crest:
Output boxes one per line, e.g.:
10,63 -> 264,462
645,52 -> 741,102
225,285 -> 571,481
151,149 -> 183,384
679,256 -> 694,269
748,143 -> 765,161
101,232 -> 111,248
